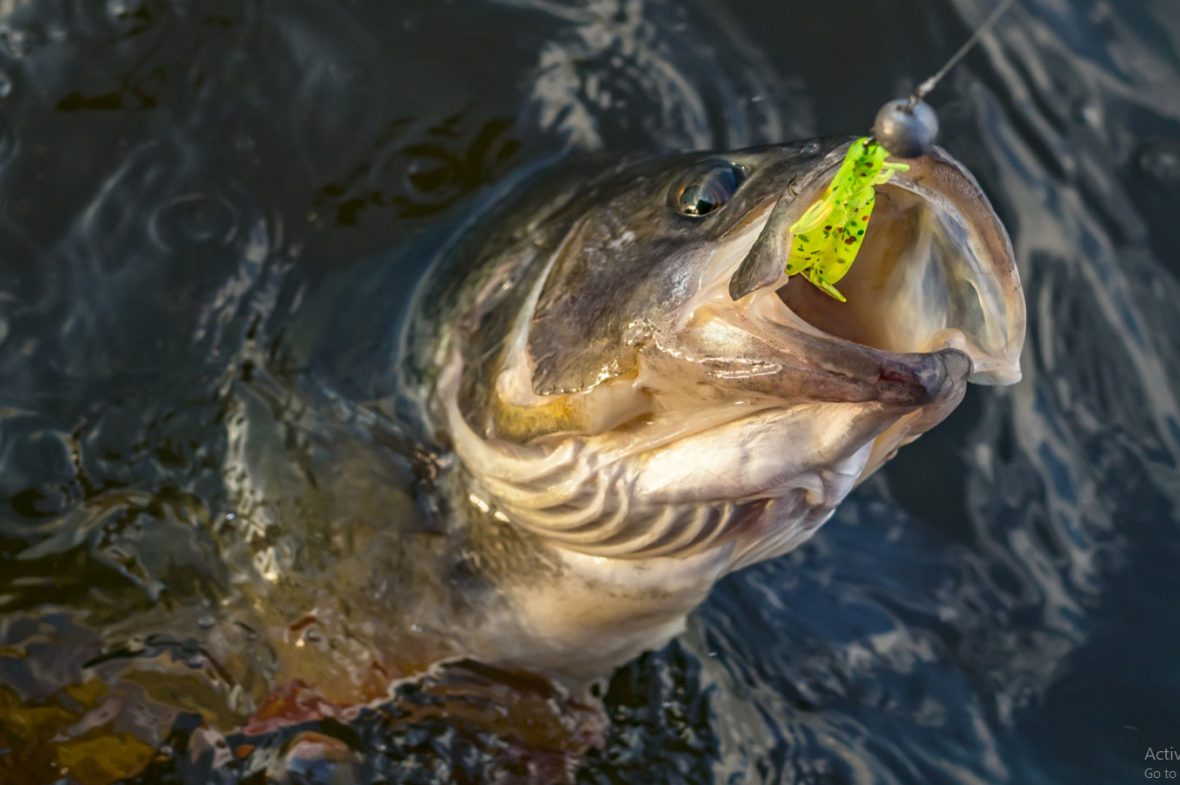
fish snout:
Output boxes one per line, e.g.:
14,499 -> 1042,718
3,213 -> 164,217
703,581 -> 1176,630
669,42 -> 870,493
875,349 -> 971,407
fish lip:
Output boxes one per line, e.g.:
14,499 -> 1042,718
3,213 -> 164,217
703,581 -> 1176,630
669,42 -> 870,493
882,146 -> 1026,385
717,141 -> 1023,396
876,349 -> 971,406
693,302 -> 973,409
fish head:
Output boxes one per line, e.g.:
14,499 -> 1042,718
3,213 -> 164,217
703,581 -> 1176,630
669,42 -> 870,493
443,138 -> 1025,574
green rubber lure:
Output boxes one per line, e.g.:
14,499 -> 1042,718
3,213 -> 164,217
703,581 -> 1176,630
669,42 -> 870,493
785,137 -> 909,302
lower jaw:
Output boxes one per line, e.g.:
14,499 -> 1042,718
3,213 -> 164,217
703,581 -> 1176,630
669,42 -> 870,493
857,373 -> 969,485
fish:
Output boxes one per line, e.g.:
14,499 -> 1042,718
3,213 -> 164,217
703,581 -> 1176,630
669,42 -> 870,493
406,137 -> 1025,676
0,138 -> 1025,784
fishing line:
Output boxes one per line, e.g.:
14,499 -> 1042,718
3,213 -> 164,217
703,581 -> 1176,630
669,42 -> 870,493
909,0 -> 1020,105
873,0 -> 1019,154
873,0 -> 1021,158
731,0 -> 1023,302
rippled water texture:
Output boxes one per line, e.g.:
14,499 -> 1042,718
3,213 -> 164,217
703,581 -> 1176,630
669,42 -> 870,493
0,0 -> 1178,783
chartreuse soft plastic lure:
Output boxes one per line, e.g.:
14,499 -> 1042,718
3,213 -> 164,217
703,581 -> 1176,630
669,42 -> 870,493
785,137 -> 909,302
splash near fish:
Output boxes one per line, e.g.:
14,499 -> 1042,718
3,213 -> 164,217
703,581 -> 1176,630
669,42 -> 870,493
785,137 -> 909,302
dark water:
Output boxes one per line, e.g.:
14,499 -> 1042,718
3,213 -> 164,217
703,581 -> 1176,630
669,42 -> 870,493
1,0 -> 1178,783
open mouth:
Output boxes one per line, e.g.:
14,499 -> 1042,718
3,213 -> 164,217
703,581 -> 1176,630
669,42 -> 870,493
775,151 -> 1024,385
669,144 -> 1028,485
715,145 -> 1025,409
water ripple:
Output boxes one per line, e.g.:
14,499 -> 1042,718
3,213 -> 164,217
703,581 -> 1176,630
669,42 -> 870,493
0,0 -> 1177,783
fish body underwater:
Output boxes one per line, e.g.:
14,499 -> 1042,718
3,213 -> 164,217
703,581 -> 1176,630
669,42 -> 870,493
0,139 -> 1025,783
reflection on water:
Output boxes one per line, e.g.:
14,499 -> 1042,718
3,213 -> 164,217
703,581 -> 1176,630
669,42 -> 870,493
0,0 -> 1177,783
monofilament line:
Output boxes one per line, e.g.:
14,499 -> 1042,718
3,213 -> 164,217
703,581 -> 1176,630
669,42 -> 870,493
910,0 -> 1019,104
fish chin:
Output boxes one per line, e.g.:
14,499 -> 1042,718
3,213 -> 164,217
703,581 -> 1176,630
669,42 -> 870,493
628,405 -> 878,570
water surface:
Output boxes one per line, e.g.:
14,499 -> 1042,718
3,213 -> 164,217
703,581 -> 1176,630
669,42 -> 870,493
0,0 -> 1178,783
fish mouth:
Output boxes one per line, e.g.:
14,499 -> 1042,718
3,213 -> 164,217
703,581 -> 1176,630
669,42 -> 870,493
666,143 -> 1025,476
776,146 -> 1024,386
704,143 -> 1024,402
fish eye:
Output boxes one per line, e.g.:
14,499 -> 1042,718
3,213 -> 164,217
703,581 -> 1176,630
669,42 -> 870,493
671,161 -> 747,218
